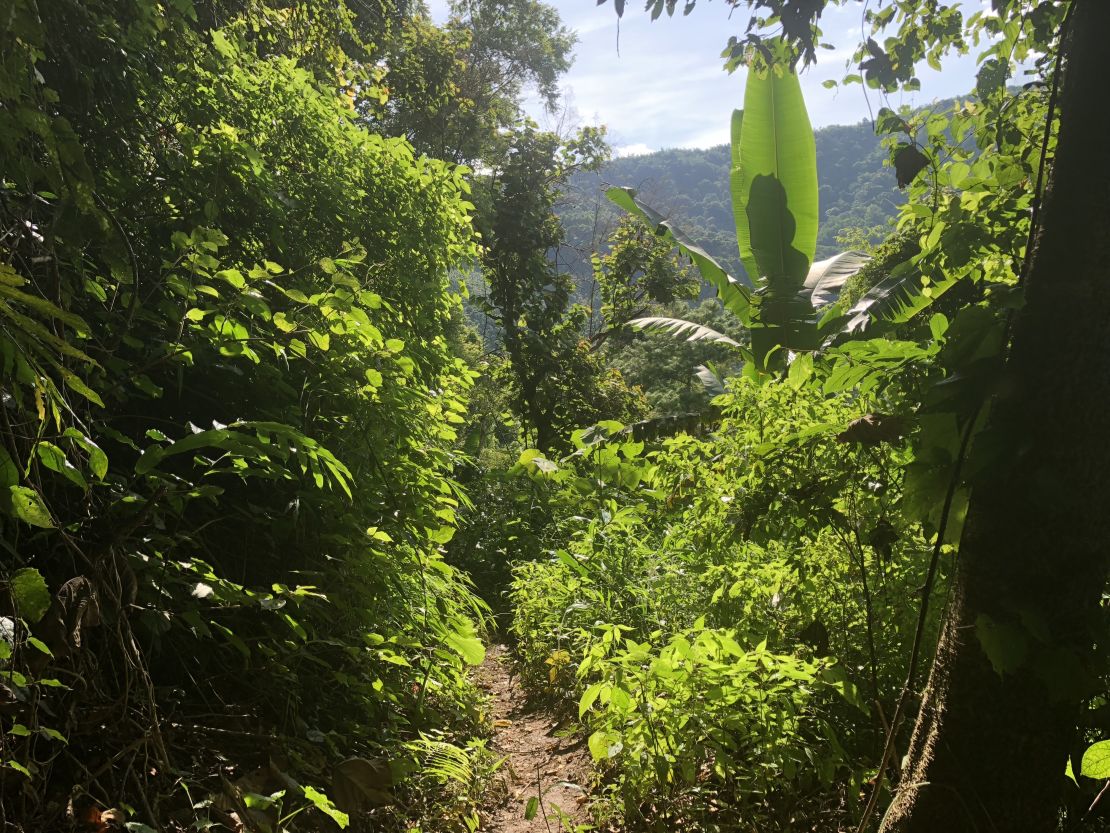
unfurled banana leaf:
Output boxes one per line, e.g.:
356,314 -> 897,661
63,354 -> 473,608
628,316 -> 742,348
695,363 -> 727,396
606,187 -> 752,323
805,251 -> 871,308
608,53 -> 865,372
844,259 -> 963,334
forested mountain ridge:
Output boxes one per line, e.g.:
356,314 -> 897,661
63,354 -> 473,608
558,115 -> 906,285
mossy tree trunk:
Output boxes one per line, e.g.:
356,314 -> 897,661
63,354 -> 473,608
880,2 -> 1110,830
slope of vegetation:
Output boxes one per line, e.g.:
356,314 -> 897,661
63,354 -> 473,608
0,1 -> 520,830
500,3 -> 1110,833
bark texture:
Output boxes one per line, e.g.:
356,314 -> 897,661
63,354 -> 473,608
880,2 -> 1110,830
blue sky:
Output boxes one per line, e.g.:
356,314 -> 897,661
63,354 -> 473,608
427,1 -> 996,155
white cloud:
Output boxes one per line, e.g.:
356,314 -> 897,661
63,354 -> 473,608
678,125 -> 729,150
614,142 -> 655,157
424,0 -> 988,149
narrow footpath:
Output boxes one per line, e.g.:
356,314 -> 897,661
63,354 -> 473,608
475,645 -> 595,832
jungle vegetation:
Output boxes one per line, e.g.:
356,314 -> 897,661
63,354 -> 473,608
0,1 -> 1107,832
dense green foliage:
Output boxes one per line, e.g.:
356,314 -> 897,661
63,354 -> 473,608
503,2 -> 1109,829
3,1 -> 1108,832
0,1 -> 502,830
510,365 -> 942,828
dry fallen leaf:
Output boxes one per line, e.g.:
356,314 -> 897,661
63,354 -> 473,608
332,755 -> 394,812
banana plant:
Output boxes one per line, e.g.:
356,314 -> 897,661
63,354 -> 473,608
607,62 -> 871,369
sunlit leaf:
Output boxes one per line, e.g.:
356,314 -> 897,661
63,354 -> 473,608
628,316 -> 740,347
9,568 -> 50,623
1081,740 -> 1110,779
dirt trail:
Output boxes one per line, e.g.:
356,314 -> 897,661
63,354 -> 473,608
475,645 -> 595,832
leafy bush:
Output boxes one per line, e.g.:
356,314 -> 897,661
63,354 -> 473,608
509,365 -> 947,829
0,2 -> 495,829
578,626 -> 856,830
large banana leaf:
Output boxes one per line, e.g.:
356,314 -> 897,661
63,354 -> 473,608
608,63 -> 834,369
844,259 -> 964,334
731,69 -> 818,291
805,250 -> 871,307
731,68 -> 820,363
628,316 -> 742,347
606,187 -> 752,323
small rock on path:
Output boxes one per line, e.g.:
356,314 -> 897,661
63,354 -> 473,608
475,645 -> 594,832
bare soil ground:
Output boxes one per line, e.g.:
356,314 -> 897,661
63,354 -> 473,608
475,645 -> 595,832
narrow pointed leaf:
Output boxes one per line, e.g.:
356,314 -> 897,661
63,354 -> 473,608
628,316 -> 741,347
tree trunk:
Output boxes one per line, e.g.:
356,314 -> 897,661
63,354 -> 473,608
880,2 -> 1110,830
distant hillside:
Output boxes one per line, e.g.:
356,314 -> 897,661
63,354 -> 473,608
557,118 -> 905,287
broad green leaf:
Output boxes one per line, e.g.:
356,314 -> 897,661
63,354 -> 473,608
524,796 -> 539,821
444,629 -> 485,666
4,760 -> 32,778
609,686 -> 632,712
308,330 -> 330,351
62,429 -> 108,480
579,682 -> 604,717
210,29 -> 235,59
303,785 -> 349,829
38,727 -> 65,743
273,312 -> 297,332
10,568 -> 50,623
215,269 -> 245,289
732,70 -> 818,290
6,486 -> 54,529
1081,740 -> 1110,779
35,442 -> 87,489
427,525 -> 456,544
787,353 -> 814,389
587,730 -> 609,762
